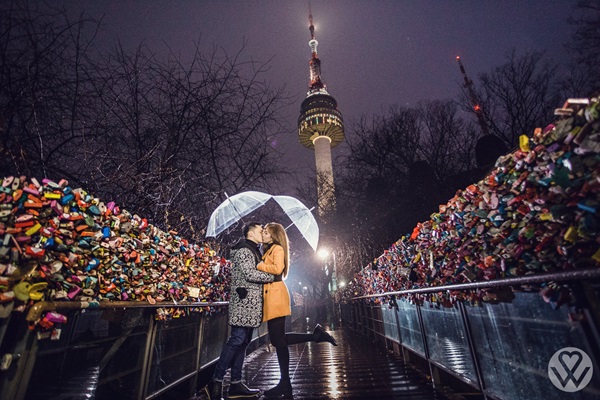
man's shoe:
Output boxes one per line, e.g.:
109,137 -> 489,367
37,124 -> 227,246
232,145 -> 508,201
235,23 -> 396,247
228,381 -> 261,398
204,379 -> 223,400
313,324 -> 337,346
263,378 -> 292,397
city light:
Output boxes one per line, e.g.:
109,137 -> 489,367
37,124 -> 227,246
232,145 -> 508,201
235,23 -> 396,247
318,248 -> 330,259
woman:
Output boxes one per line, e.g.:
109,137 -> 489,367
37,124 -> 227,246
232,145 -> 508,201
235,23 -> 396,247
257,222 -> 337,397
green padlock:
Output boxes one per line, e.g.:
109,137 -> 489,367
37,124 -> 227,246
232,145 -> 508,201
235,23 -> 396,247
13,281 -> 30,301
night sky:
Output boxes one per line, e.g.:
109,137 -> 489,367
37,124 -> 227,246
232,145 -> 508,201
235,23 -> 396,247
62,0 -> 577,192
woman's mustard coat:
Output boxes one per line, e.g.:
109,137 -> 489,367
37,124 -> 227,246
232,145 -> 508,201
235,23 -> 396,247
257,244 -> 291,322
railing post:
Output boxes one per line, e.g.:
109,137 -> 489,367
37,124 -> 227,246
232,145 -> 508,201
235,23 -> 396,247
0,323 -> 39,400
360,301 -> 366,335
365,302 -> 371,338
0,314 -> 12,351
375,302 -> 383,341
580,282 -> 600,363
458,301 -> 487,399
415,303 -> 436,390
138,314 -> 157,400
390,295 -> 406,362
356,301 -> 362,333
191,316 -> 206,394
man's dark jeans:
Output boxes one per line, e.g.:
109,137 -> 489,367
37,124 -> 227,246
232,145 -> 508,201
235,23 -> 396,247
213,325 -> 254,383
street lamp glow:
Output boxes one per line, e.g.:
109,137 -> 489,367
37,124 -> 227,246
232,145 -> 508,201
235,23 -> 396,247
318,248 -> 330,259
339,281 -> 345,287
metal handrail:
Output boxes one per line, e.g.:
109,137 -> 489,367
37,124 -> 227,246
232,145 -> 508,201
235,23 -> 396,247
351,267 -> 600,300
26,300 -> 229,321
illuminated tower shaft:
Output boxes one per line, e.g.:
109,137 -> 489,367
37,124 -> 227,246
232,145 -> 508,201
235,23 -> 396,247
298,11 -> 344,217
314,136 -> 334,214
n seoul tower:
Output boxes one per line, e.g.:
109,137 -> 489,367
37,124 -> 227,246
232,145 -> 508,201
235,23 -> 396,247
298,10 -> 345,217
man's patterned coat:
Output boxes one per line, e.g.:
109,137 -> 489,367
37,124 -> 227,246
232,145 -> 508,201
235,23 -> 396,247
229,240 -> 274,327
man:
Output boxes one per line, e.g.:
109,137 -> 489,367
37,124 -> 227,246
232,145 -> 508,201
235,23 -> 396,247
205,222 -> 274,400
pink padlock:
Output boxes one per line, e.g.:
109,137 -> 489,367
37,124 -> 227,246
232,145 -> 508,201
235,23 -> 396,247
45,311 -> 67,324
16,214 -> 34,222
50,200 -> 62,215
67,285 -> 82,299
23,186 -> 40,196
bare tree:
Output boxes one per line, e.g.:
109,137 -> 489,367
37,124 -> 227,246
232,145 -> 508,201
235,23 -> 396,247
0,1 -> 100,178
0,2 -> 292,239
474,50 -> 561,147
330,102 -> 477,277
564,0 -> 600,96
341,109 -> 420,225
83,40 -> 291,237
417,100 -> 478,182
557,4 -> 597,98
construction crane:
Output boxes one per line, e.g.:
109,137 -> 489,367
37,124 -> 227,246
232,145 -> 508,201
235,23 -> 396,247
456,56 -> 489,135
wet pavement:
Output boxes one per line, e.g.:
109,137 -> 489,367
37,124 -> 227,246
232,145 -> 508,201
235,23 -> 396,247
197,322 -> 464,400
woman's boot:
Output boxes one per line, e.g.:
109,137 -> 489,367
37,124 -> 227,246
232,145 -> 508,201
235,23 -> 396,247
313,324 -> 337,346
263,378 -> 292,397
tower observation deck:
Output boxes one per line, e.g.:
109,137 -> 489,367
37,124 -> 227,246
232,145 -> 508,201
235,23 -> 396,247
298,11 -> 344,216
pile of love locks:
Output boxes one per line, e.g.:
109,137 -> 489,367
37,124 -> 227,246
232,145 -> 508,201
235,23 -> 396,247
0,178 -> 230,334
346,97 -> 600,309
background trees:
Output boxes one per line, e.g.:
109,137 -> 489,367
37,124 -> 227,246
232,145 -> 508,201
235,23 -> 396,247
86,41 -> 290,238
474,51 -> 562,148
0,2 -> 290,239
2,1 -> 597,289
565,0 -> 600,96
328,101 -> 477,284
329,39 -> 596,283
0,1 -> 100,180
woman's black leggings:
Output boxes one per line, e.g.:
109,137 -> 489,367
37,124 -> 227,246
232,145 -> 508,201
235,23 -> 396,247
267,316 -> 314,381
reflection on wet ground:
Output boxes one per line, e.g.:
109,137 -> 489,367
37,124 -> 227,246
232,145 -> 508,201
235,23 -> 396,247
198,318 -> 464,400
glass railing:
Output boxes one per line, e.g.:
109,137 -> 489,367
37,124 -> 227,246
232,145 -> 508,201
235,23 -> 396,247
0,302 -> 275,400
344,281 -> 600,400
0,299 -> 310,400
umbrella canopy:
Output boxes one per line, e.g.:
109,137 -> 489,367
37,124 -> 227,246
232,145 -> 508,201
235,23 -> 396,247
206,191 -> 319,251
272,195 -> 319,252
205,191 -> 272,238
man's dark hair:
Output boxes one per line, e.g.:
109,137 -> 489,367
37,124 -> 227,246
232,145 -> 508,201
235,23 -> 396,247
243,222 -> 262,238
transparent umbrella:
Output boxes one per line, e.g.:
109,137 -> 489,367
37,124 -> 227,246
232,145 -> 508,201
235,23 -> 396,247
206,191 -> 319,251
205,191 -> 272,237
272,195 -> 319,252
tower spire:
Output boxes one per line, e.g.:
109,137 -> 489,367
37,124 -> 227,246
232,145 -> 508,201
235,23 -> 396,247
307,5 -> 325,93
309,3 -> 315,40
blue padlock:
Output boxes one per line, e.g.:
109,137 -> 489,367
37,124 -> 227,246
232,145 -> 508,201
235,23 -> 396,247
60,193 -> 74,205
